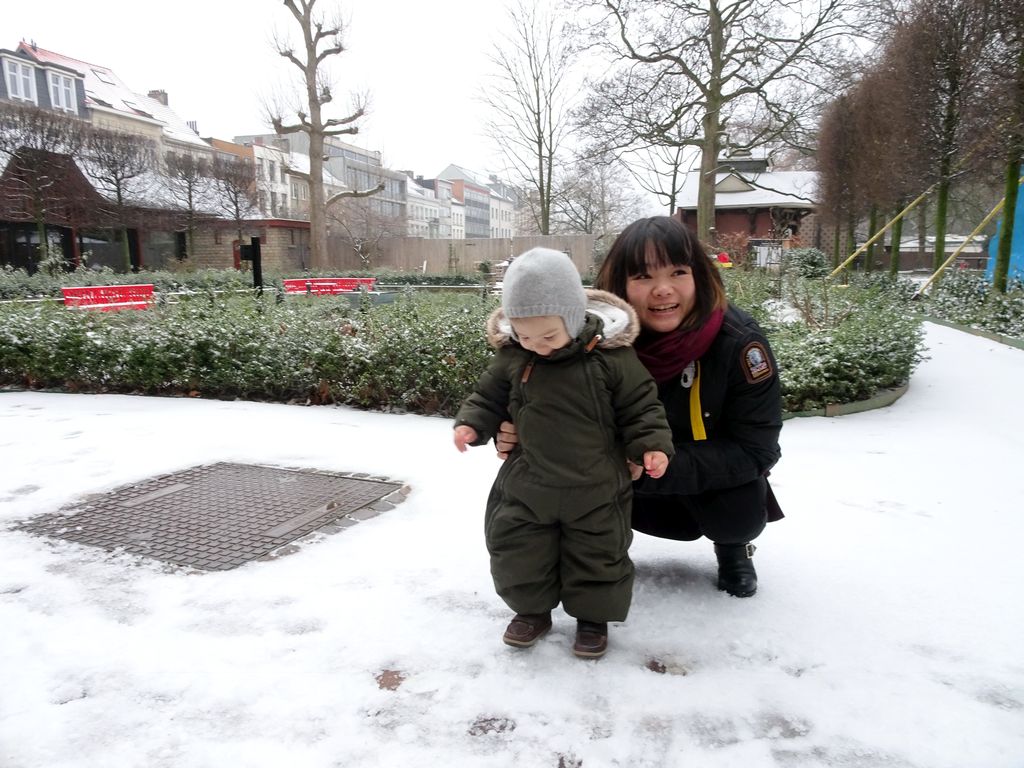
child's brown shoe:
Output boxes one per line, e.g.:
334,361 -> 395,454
502,612 -> 552,648
572,621 -> 608,659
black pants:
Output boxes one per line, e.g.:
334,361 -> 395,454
631,477 -> 768,544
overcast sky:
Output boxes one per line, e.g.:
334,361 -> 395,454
4,0 -> 515,178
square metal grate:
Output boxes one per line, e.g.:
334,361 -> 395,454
17,462 -> 404,570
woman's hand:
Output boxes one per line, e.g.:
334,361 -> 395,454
495,420 -> 519,459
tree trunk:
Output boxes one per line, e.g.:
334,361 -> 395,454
832,224 -> 841,270
844,219 -> 855,277
35,221 -> 48,265
992,157 -> 1021,293
889,202 -> 904,277
667,162 -> 679,216
917,203 -> 927,264
932,90 -> 958,274
697,112 -> 721,239
933,174 -> 950,274
696,1 -> 724,240
866,205 -> 878,273
120,226 -> 132,272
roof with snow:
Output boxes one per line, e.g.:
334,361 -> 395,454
437,164 -> 483,185
406,179 -> 436,200
282,153 -> 345,188
15,42 -> 211,152
678,170 -> 818,210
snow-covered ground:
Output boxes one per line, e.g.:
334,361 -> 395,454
1,322 -> 1022,768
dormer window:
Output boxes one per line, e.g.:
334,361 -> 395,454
5,59 -> 37,104
49,72 -> 76,113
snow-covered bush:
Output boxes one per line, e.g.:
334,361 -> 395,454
785,247 -> 829,278
0,291 -> 495,416
0,273 -> 926,416
921,270 -> 1024,338
772,289 -> 924,411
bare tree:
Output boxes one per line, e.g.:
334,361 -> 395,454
270,0 -> 381,270
81,127 -> 156,271
0,103 -> 86,264
815,93 -> 863,268
163,151 -> 212,261
552,156 -> 650,261
617,126 -> 695,216
210,154 -> 260,256
574,0 -> 865,240
328,172 -> 405,270
858,49 -> 932,274
892,0 -> 990,272
482,0 -> 576,234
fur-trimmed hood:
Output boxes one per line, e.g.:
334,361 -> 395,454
485,288 -> 640,349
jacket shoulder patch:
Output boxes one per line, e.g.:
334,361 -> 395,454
741,341 -> 772,384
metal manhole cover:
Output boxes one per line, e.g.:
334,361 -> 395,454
17,463 -> 404,570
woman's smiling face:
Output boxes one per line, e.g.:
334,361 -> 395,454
625,244 -> 696,333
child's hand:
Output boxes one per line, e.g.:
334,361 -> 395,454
453,425 -> 478,453
643,451 -> 669,479
626,459 -> 644,481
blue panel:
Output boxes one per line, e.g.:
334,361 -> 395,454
986,181 -> 1024,283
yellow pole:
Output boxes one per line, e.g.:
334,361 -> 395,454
826,131 -> 1001,281
912,177 -> 1023,298
827,185 -> 936,279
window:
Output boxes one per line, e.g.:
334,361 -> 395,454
49,72 -> 76,113
121,100 -> 153,119
5,59 -> 36,103
175,232 -> 188,260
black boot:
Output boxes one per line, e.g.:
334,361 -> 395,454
714,543 -> 758,597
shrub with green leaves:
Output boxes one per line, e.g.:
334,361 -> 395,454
769,284 -> 924,412
0,291 -> 497,415
0,273 -> 925,416
785,248 -> 829,278
920,269 -> 1024,338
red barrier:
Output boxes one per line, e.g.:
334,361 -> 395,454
282,277 -> 377,295
61,284 -> 155,311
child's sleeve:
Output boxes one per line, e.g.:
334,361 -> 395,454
453,352 -> 513,447
609,349 -> 675,463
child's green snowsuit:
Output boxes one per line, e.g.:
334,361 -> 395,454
455,290 -> 674,622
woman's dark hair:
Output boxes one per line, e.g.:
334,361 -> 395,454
595,216 -> 727,329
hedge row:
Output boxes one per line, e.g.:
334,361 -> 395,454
0,275 -> 923,416
0,265 -> 483,301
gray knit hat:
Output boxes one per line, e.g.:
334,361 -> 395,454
502,247 -> 587,338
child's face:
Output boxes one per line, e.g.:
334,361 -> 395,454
510,315 -> 571,357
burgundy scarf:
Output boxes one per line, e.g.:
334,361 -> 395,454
635,308 -> 725,384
